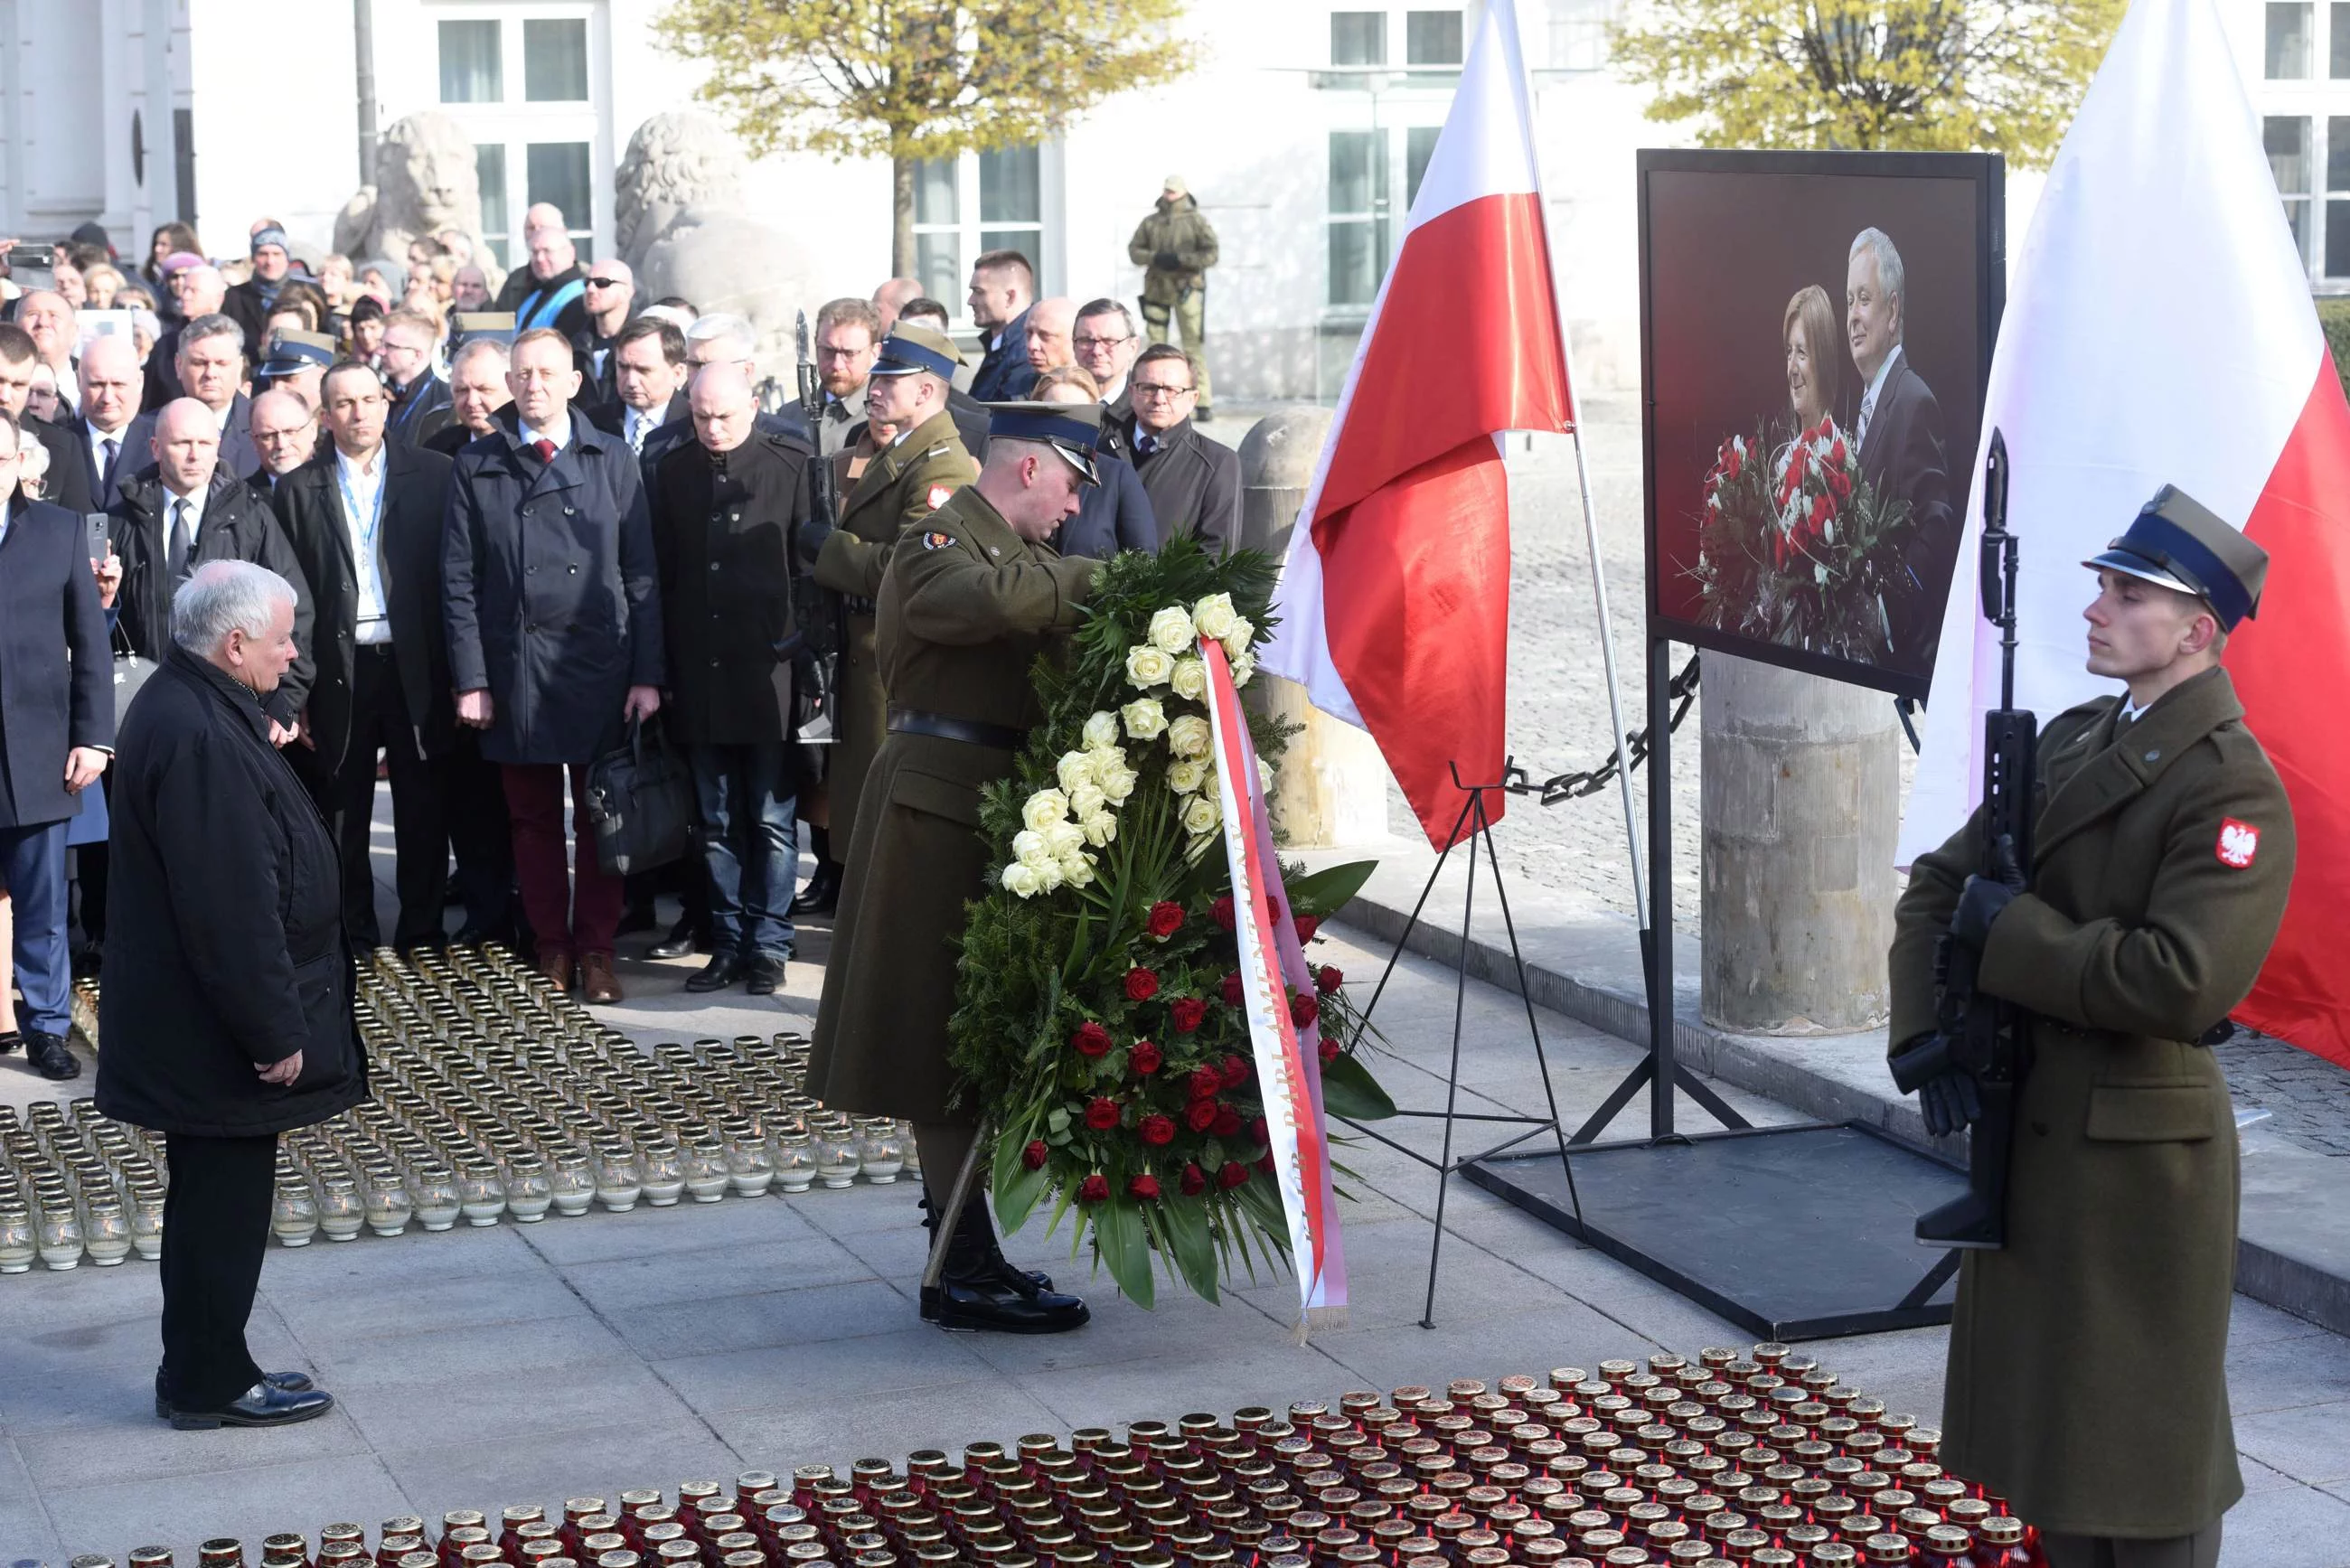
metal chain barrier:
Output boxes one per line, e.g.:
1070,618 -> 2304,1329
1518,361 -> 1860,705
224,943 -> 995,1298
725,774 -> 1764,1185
1500,653 -> 1703,807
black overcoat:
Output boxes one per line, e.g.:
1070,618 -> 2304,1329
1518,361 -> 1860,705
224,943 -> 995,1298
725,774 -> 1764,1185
1130,417 -> 1239,558
95,650 -> 364,1136
0,498 -> 113,828
441,418 -> 664,765
1054,451 -> 1158,561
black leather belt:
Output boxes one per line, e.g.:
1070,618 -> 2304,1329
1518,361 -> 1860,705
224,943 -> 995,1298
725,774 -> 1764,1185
888,707 -> 1022,750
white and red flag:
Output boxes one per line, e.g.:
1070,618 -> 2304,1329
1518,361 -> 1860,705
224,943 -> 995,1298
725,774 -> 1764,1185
1899,0 -> 2350,1066
1261,0 -> 1573,849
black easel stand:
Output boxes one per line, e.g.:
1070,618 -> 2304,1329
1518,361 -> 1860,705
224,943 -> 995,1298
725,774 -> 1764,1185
1333,762 -> 1582,1330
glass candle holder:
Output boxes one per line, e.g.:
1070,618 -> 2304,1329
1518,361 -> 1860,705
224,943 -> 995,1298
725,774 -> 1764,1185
409,1164 -> 463,1231
82,1195 -> 133,1265
773,1133 -> 815,1195
814,1126 -> 861,1189
638,1136 -> 687,1207
503,1152 -> 553,1223
129,1182 -> 167,1260
315,1176 -> 365,1242
456,1161 -> 508,1226
857,1121 -> 907,1185
683,1136 -> 731,1204
550,1152 -> 597,1216
724,1127 -> 775,1198
362,1167 -> 414,1236
0,1202 -> 36,1272
269,1179 -> 320,1248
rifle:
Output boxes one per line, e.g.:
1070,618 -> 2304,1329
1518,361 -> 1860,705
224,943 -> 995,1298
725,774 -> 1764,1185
1891,427 -> 2035,1250
793,310 -> 842,745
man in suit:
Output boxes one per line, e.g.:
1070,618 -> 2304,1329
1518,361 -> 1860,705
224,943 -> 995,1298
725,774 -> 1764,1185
0,324 -> 93,514
378,310 -> 454,450
68,335 -> 155,512
590,316 -> 692,472
247,390 -> 318,497
782,297 -> 880,457
144,262 -> 223,406
578,258 -> 636,409
275,362 -> 457,952
0,409 -> 112,1081
425,338 -> 515,458
172,315 -> 258,482
17,291 -> 80,418
1846,226 -> 1954,671
964,250 -> 1038,402
1123,345 -> 1237,557
1073,299 -> 1140,409
494,204 -> 592,342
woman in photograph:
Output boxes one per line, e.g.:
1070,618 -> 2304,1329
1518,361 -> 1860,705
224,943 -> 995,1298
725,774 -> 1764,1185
1782,283 -> 1839,444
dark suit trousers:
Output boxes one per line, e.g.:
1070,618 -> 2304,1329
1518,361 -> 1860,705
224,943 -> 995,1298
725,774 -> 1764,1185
446,728 -> 516,937
0,822 -> 70,1034
159,1131 -> 275,1410
300,646 -> 449,950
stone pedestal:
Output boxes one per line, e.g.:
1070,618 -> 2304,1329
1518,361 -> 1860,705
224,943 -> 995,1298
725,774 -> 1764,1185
1238,408 -> 1389,848
1698,651 -> 1899,1034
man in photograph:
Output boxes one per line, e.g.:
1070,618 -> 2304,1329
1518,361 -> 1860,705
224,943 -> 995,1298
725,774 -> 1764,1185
1846,226 -> 1953,666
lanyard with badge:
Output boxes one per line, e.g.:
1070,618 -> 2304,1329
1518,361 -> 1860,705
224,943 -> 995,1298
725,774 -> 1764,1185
338,456 -> 388,622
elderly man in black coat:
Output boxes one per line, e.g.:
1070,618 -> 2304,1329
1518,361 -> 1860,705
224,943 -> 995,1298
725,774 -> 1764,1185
1845,226 -> 1954,670
444,326 -> 664,1005
651,364 -> 821,995
1123,345 -> 1238,558
275,362 -> 459,952
97,559 -> 355,1431
0,410 -> 112,1081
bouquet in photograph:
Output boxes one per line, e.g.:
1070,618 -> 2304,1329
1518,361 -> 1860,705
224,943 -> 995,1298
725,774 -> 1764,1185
948,539 -> 1393,1308
1690,416 -> 1914,663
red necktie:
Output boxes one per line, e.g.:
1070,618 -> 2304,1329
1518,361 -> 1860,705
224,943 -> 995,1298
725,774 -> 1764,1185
532,438 -> 557,465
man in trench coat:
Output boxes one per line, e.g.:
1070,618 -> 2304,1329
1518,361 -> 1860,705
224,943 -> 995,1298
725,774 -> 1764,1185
1890,488 -> 2292,1566
811,402 -> 1101,1336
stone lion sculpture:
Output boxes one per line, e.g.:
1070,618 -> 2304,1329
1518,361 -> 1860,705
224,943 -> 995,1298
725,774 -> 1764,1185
335,111 -> 491,266
617,111 -> 819,375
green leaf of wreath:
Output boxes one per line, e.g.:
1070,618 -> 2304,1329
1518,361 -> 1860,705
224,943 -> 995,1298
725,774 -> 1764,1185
1154,1191 -> 1223,1303
1284,859 -> 1379,917
1093,1197 -> 1155,1308
1318,1052 -> 1399,1121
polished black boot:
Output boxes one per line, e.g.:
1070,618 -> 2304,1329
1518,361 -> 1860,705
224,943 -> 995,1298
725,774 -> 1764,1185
919,1193 -> 1053,1291
919,1196 -> 1087,1333
790,859 -> 842,917
648,912 -> 708,960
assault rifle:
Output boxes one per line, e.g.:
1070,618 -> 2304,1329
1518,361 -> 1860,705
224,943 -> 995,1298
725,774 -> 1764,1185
793,309 -> 841,744
1891,427 -> 2034,1250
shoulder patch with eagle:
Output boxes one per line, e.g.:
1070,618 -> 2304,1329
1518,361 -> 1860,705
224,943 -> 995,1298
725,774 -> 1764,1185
926,484 -> 954,510
920,530 -> 956,551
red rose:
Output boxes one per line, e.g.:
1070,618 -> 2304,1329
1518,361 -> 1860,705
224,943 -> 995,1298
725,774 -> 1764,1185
1073,1020 -> 1112,1058
1217,1160 -> 1250,1189
1130,1040 -> 1163,1075
1316,964 -> 1343,995
1139,1113 -> 1176,1146
1250,1116 -> 1270,1148
1319,1037 -> 1341,1065
1078,1174 -> 1110,1203
1129,1173 -> 1161,1201
1085,1096 -> 1121,1131
1022,1140 -> 1049,1169
1294,915 -> 1321,944
1290,991 -> 1321,1030
1256,1152 -> 1277,1176
1725,445 -> 1743,479
1184,1099 -> 1219,1133
1188,1066 -> 1224,1102
1211,1104 -> 1245,1139
1810,492 -> 1833,529
1210,896 -> 1236,931
1124,967 -> 1161,1002
1180,1162 -> 1208,1197
1219,1054 -> 1252,1088
1829,438 -> 1847,468
1221,971 -> 1245,1008
1147,901 -> 1185,938
1170,997 -> 1208,1034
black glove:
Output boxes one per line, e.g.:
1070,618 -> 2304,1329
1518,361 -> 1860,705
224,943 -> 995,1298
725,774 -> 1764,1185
1949,832 -> 2026,952
1152,250 -> 1182,271
1918,1067 -> 1983,1138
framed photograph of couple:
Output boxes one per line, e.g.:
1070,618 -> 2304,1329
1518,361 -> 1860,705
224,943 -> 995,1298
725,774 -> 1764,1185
1640,149 -> 2005,700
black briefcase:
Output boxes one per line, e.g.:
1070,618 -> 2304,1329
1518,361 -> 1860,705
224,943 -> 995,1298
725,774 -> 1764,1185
110,622 -> 158,721
584,716 -> 695,876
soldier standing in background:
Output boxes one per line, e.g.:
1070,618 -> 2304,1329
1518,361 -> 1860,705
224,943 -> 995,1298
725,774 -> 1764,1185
1127,176 -> 1220,421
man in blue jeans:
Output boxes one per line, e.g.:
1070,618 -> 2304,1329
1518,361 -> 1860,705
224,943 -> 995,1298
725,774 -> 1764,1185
647,363 -> 823,993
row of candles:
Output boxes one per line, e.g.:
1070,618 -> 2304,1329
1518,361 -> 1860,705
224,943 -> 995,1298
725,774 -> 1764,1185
59,1349 -> 2041,1566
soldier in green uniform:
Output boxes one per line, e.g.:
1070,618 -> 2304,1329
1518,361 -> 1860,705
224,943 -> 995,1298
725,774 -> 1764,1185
805,323 -> 979,909
812,401 -> 1104,1334
1891,489 -> 2292,1568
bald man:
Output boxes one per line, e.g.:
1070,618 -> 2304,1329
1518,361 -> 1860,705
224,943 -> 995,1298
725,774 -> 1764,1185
582,257 -> 637,406
495,202 -> 590,341
872,277 -> 923,337
69,335 -> 154,509
647,362 -> 821,995
1024,296 -> 1078,377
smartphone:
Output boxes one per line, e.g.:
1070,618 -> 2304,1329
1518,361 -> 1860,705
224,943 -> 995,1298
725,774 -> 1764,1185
6,248 -> 55,293
85,512 -> 110,562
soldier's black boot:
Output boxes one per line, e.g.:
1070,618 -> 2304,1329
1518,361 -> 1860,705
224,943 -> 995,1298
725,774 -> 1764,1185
918,1194 -> 1054,1291
919,1196 -> 1089,1334
1914,1188 -> 2002,1249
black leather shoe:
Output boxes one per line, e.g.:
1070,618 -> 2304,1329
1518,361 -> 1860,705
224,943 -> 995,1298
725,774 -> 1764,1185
156,1367 -> 313,1419
615,899 -> 659,937
922,1273 -> 1090,1334
25,1031 -> 78,1081
0,1030 -> 19,1056
684,953 -> 747,993
648,915 -> 707,960
168,1379 -> 335,1430
745,954 -> 788,996
789,862 -> 842,916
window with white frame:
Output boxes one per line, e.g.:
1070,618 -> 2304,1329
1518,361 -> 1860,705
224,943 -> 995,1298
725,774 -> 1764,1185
1547,0 -> 1618,70
2270,116 -> 2313,265
1325,122 -> 1447,308
432,5 -> 604,268
2270,3 -> 2315,77
911,145 -> 1058,323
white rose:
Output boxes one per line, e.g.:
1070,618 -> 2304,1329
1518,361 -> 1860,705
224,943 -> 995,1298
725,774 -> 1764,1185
1168,759 -> 1207,795
1082,710 -> 1121,750
1085,742 -> 1127,772
1011,829 -> 1051,866
1170,656 -> 1208,701
1166,714 -> 1212,760
1257,757 -> 1275,794
1035,857 -> 1066,892
1056,750 -> 1096,794
1181,793 -> 1222,837
1125,643 -> 1174,688
1229,650 -> 1256,688
1043,820 -> 1086,859
1096,764 -> 1138,804
1192,593 -> 1238,640
1001,861 -> 1044,898
1148,605 -> 1198,654
1079,810 -> 1119,848
1122,698 -> 1168,740
1223,618 -> 1255,661
1059,853 -> 1096,889
1021,790 -> 1069,832
1069,783 -> 1108,820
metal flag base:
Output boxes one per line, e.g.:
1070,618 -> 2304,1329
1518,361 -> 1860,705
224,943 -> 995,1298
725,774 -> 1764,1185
1334,763 -> 1582,1331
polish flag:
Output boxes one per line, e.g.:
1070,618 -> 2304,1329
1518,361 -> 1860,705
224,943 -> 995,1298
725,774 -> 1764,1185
1260,0 -> 1573,849
1898,0 -> 2350,1066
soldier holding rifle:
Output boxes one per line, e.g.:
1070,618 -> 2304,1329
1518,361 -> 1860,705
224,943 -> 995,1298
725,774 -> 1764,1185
1890,474 -> 2292,1567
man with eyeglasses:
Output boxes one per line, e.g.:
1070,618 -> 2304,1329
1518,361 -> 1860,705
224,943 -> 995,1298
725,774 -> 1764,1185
377,309 -> 454,449
1123,344 -> 1236,558
1072,299 -> 1141,413
579,258 -> 638,409
784,297 -> 883,457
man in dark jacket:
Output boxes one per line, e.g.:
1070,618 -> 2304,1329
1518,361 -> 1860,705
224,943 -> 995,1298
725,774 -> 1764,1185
1035,367 -> 1155,559
425,338 -> 514,458
378,309 -> 455,450
781,297 -> 881,457
171,314 -> 259,481
494,204 -> 592,342
443,327 -> 664,1004
1124,346 -> 1238,557
110,399 -> 315,742
964,250 -> 1039,402
1846,227 -> 1955,671
64,335 -> 155,512
0,410 -> 111,1080
97,559 -> 352,1431
588,316 -> 692,474
276,362 -> 458,951
221,227 -> 296,362
0,324 -> 93,514
652,364 -> 819,995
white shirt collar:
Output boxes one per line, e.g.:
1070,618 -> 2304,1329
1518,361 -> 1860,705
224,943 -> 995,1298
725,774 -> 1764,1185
1100,374 -> 1128,406
522,414 -> 573,452
208,399 -> 233,431
163,481 -> 207,528
1859,343 -> 1905,416
336,441 -> 385,481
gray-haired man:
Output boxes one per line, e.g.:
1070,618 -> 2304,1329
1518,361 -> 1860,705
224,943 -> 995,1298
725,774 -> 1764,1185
1846,225 -> 1952,667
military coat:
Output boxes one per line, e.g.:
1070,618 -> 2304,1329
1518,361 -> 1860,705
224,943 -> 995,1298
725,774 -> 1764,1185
809,485 -> 1096,1124
1889,665 -> 2294,1538
808,409 -> 977,846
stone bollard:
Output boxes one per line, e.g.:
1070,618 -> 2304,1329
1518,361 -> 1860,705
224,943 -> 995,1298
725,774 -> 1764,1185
1238,408 -> 1389,848
1698,650 -> 1899,1033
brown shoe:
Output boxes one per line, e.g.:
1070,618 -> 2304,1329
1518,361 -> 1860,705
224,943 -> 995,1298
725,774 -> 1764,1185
579,951 -> 624,1004
536,944 -> 575,994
